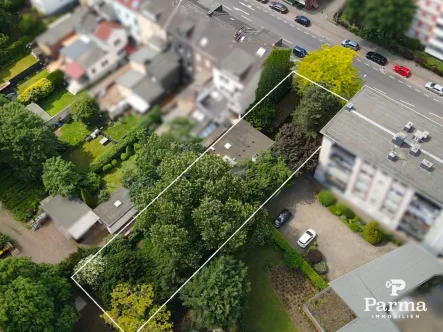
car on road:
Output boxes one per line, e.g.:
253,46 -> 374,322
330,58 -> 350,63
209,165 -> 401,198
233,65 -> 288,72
269,2 -> 289,13
366,52 -> 387,66
341,39 -> 360,51
425,82 -> 443,96
295,15 -> 310,27
393,65 -> 411,78
255,0 -> 269,3
292,45 -> 308,58
297,229 -> 317,248
274,209 -> 292,228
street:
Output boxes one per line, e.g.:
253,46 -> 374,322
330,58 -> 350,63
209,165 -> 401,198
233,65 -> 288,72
220,0 -> 443,125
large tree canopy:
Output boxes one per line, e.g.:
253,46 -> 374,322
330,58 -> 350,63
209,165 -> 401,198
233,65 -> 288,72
293,84 -> 341,137
0,258 -> 77,332
295,45 -> 362,99
42,157 -> 81,197
70,95 -> 100,123
344,0 -> 416,36
180,255 -> 250,329
0,102 -> 58,180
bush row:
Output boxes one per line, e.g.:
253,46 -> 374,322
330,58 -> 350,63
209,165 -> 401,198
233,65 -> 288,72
18,77 -> 54,104
270,225 -> 329,290
0,35 -> 32,67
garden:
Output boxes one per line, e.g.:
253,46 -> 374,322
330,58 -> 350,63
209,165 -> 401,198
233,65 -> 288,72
0,54 -> 37,83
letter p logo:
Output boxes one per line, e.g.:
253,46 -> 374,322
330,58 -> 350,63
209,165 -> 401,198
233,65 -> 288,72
386,279 -> 406,296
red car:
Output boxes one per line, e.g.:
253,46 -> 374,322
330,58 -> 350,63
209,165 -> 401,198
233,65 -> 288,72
393,65 -> 411,77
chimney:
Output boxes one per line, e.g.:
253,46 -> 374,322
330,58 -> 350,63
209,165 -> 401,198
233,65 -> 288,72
409,144 -> 420,156
387,151 -> 397,162
420,159 -> 433,172
392,132 -> 406,146
345,103 -> 354,111
403,121 -> 413,132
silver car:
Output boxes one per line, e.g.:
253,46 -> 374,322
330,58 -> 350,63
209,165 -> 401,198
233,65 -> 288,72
425,82 -> 443,96
341,39 -> 360,51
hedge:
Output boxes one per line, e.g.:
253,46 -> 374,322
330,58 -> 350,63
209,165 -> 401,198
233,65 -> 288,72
18,77 -> 54,104
270,225 -> 328,290
317,190 -> 336,207
363,221 -> 383,245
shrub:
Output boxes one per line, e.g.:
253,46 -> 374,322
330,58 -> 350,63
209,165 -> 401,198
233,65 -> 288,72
0,233 -> 11,248
349,223 -> 362,232
97,190 -> 110,204
306,249 -> 323,264
328,203 -> 354,219
102,164 -> 112,172
317,190 -> 336,207
111,159 -> 118,166
363,221 -> 383,244
121,153 -> 128,161
18,77 -> 54,104
341,206 -> 355,219
313,261 -> 328,274
133,143 -> 141,151
284,251 -> 304,269
328,204 -> 342,216
125,145 -> 133,157
47,70 -> 65,88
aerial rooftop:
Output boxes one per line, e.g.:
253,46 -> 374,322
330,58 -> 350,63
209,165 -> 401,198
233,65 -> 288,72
321,86 -> 443,206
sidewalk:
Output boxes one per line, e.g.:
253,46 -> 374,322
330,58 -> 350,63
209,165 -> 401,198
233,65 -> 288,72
287,0 -> 443,87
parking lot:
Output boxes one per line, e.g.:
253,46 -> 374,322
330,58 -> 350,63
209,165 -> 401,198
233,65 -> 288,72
267,176 -> 396,281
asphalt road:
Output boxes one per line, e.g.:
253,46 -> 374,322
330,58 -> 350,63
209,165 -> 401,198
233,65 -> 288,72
220,0 -> 443,125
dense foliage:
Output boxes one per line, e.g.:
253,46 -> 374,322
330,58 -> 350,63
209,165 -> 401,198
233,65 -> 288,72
363,221 -> 383,244
42,157 -> 81,197
317,190 -> 336,207
70,95 -> 100,123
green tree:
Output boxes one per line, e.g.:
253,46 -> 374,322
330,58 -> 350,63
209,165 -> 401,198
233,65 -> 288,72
295,45 -> 362,99
73,254 -> 106,290
0,258 -> 77,332
42,157 -> 81,197
80,172 -> 101,194
19,13 -> 45,36
0,94 -> 9,106
102,283 -> 173,332
0,102 -> 58,180
273,123 -> 319,172
255,48 -> 292,104
165,117 -> 201,144
293,84 -> 341,137
344,0 -> 416,36
70,95 -> 100,123
181,255 -> 250,330
245,99 -> 276,134
81,188 -> 97,207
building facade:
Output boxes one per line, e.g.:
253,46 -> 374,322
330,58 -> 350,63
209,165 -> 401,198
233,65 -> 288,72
112,0 -> 144,43
31,0 -> 77,16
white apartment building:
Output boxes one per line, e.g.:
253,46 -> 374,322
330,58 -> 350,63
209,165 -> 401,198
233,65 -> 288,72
408,0 -> 443,60
112,0 -> 144,43
31,0 -> 77,16
315,86 -> 443,256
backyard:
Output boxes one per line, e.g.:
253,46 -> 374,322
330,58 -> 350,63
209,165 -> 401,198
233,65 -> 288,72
241,246 -> 298,332
65,136 -> 113,171
39,88 -> 85,117
0,54 -> 37,83
58,120 -> 90,146
17,69 -> 50,94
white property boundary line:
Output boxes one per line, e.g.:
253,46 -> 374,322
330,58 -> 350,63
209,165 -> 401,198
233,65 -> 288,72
71,70 -> 346,331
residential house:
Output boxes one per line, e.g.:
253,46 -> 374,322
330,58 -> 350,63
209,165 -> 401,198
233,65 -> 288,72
42,195 -> 100,241
61,21 -> 128,94
115,45 -> 181,113
93,186 -> 137,234
112,0 -> 146,43
31,0 -> 78,16
315,86 -> 443,255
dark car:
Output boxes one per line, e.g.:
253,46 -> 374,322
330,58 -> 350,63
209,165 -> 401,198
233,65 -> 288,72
366,52 -> 387,66
295,15 -> 310,27
293,45 -> 308,58
274,209 -> 292,228
255,0 -> 269,3
269,2 -> 289,13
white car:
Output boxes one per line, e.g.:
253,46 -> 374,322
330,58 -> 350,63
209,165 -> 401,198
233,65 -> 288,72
297,229 -> 317,248
425,82 -> 443,96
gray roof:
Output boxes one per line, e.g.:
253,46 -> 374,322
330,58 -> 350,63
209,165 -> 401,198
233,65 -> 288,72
26,102 -> 51,122
146,51 -> 180,83
60,39 -> 94,60
212,120 -> 275,163
42,195 -> 100,240
139,0 -> 177,26
116,69 -> 145,89
129,45 -> 161,66
330,243 -> 443,332
197,87 -> 227,120
36,7 -> 88,46
75,43 -> 106,69
133,77 -> 165,103
321,86 -> 443,206
220,48 -> 256,78
93,187 -> 137,233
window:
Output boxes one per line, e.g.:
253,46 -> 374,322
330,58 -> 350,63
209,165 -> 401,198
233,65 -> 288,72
114,39 -> 121,47
205,59 -> 211,69
101,60 -> 109,67
91,68 -> 96,74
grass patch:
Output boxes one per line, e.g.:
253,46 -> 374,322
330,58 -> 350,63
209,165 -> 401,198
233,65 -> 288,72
102,155 -> 136,193
241,246 -> 298,332
59,120 -> 90,146
17,69 -> 50,94
104,114 -> 143,141
0,54 -> 37,83
65,136 -> 113,171
39,89 -> 86,117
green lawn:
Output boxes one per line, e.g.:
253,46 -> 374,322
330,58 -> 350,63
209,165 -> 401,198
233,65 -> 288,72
17,69 -> 50,94
39,89 -> 86,117
65,135 -> 112,171
241,246 -> 298,332
102,156 -> 136,193
0,54 -> 37,83
59,120 -> 90,146
104,114 -> 142,141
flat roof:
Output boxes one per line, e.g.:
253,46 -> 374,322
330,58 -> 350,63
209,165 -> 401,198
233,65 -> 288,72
212,120 -> 275,163
321,86 -> 443,206
331,243 -> 443,332
26,103 -> 51,122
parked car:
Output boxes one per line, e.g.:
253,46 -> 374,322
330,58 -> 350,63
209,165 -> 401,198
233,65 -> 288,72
425,82 -> 443,96
255,0 -> 269,3
341,39 -> 360,51
393,65 -> 411,78
274,209 -> 292,228
295,15 -> 310,27
297,229 -> 317,248
293,45 -> 308,58
269,2 -> 289,13
366,52 -> 387,66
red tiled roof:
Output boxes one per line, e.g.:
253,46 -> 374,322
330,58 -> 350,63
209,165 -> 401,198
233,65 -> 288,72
117,0 -> 142,10
63,61 -> 86,79
95,21 -> 122,42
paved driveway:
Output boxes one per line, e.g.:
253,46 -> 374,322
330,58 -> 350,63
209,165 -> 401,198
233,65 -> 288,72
267,176 -> 397,281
